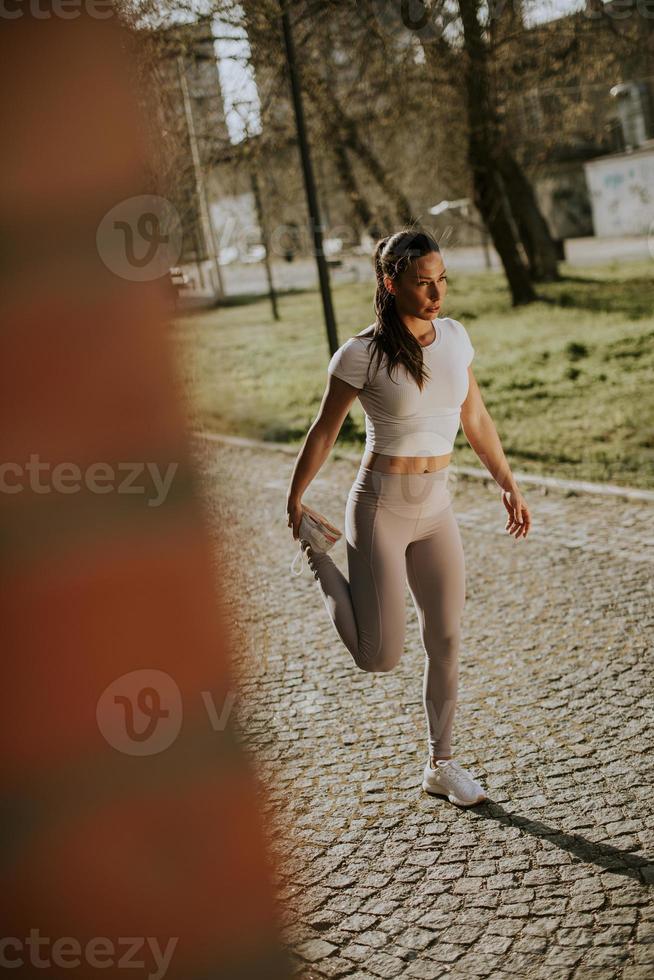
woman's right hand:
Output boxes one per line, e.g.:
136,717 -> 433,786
286,497 -> 304,540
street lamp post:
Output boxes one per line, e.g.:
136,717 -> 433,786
177,55 -> 225,300
278,0 -> 339,355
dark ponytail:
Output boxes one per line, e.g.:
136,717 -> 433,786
366,227 -> 442,391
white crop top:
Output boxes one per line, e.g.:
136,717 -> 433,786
327,317 -> 474,457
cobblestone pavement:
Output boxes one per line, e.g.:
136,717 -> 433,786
193,437 -> 654,980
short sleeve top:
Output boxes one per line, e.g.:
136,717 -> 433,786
327,317 -> 474,457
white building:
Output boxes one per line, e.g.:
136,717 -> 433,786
583,142 -> 654,237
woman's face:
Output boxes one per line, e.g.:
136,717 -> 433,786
384,250 -> 448,320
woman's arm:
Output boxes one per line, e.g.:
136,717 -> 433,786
460,367 -> 531,538
460,367 -> 517,492
286,375 -> 360,538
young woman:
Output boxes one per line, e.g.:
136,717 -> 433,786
286,229 -> 531,807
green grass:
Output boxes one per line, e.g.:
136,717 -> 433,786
173,259 -> 654,490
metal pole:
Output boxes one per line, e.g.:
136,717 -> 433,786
250,167 -> 280,321
177,55 -> 225,300
278,0 -> 339,355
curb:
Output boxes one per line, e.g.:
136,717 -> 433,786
190,430 -> 654,504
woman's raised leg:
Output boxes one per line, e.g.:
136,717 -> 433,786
307,472 -> 413,672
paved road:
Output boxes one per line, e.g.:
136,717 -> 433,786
192,437 -> 654,980
216,236 -> 652,298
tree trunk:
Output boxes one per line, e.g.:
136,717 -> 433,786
304,76 -> 418,227
468,143 -> 536,304
498,147 -> 562,281
457,0 -> 536,305
331,127 -> 374,235
487,0 -> 561,281
338,113 -> 418,227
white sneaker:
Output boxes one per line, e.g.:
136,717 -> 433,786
422,758 -> 488,807
290,505 -> 342,576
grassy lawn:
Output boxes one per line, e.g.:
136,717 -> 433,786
173,258 -> 654,490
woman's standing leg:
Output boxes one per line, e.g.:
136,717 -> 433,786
405,499 -> 467,761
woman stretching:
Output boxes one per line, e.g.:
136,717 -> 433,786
286,229 -> 531,807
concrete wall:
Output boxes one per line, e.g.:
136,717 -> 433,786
584,144 -> 654,236
535,164 -> 594,240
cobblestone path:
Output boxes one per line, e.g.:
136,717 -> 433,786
193,437 -> 654,980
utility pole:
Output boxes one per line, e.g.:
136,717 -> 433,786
250,166 -> 280,321
177,55 -> 225,301
278,0 -> 339,355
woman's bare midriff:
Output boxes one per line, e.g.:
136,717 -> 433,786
361,450 -> 452,474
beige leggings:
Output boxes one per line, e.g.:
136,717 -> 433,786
308,463 -> 466,759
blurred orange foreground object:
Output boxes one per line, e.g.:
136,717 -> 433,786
0,8 -> 293,980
